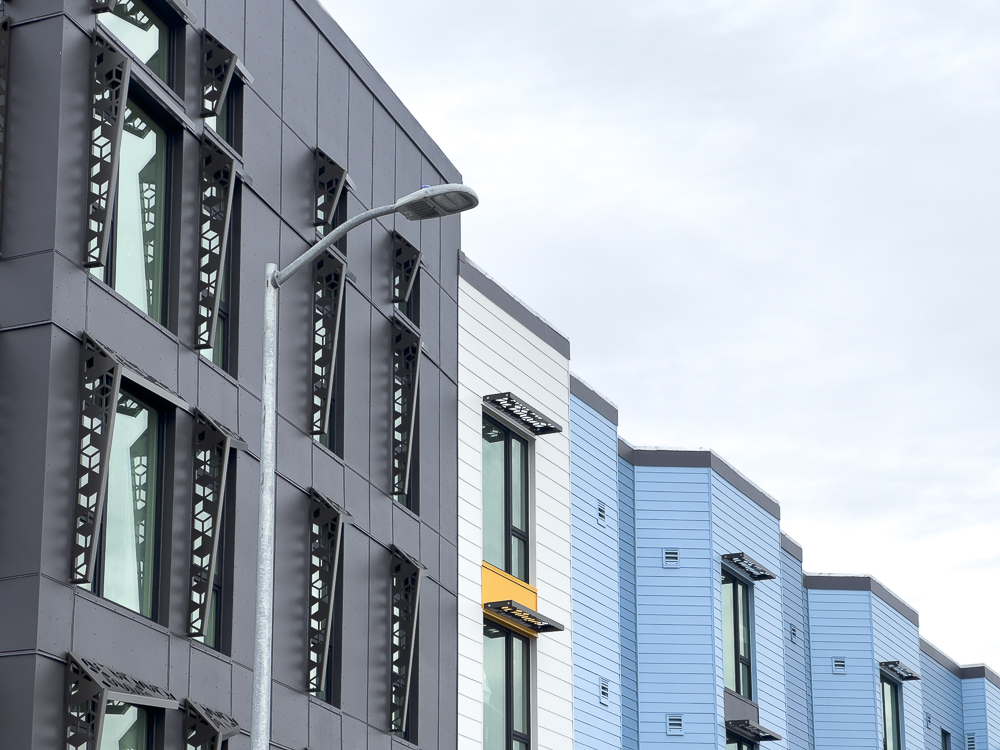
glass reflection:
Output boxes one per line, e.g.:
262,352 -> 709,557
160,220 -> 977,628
101,702 -> 148,750
482,419 -> 506,570
102,0 -> 170,84
483,624 -> 507,750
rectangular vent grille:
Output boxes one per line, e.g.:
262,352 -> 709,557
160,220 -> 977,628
598,499 -> 607,526
666,714 -> 683,736
926,713 -> 932,730
967,734 -> 976,750
833,657 -> 847,673
789,624 -> 798,643
599,678 -> 610,705
662,549 -> 679,568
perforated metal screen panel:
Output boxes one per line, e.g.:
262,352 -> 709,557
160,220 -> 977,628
391,315 -> 421,501
195,135 -> 236,350
311,253 -> 346,436
308,489 -> 349,693
390,546 -> 424,734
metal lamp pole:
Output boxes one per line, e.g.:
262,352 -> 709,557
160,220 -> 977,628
250,184 -> 479,750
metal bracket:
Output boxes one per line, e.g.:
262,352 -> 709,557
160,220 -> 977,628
201,31 -> 236,117
183,699 -> 241,748
313,149 -> 348,240
389,546 -> 424,734
85,31 -> 132,268
308,489 -> 351,693
195,135 -> 235,350
391,314 -> 422,502
310,251 -> 347,436
391,231 -> 422,305
483,392 -> 562,436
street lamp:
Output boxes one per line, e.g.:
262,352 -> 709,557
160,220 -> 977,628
250,183 -> 479,750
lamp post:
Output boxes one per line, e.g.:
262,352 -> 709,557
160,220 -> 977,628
250,183 -> 479,750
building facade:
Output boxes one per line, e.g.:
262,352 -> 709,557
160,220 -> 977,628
0,0 -> 464,748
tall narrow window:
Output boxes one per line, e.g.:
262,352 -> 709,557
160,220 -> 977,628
100,702 -> 152,750
722,569 -> 753,700
92,99 -> 169,325
726,737 -> 754,750
483,622 -> 530,750
482,415 -> 529,582
882,675 -> 901,750
210,185 -> 239,372
205,83 -> 241,151
84,388 -> 161,618
943,730 -> 952,750
100,0 -> 171,86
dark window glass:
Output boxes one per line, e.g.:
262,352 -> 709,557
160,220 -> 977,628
101,702 -> 151,749
942,730 -> 952,749
482,415 -> 529,582
726,736 -> 754,750
882,676 -> 901,750
206,84 -> 242,152
210,186 -> 239,373
102,0 -> 170,85
722,570 -> 753,699
483,622 -> 530,750
92,99 -> 169,325
395,271 -> 420,326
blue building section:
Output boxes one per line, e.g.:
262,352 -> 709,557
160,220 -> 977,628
780,535 -> 813,750
618,453 -> 640,750
570,388 -> 623,750
920,639 -> 969,748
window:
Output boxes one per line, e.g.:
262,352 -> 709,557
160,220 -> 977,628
727,737 -> 754,750
722,569 -> 753,700
91,98 -> 170,325
194,460 -> 232,653
84,388 -> 162,618
101,701 -> 152,750
210,186 -> 239,372
483,622 -> 530,750
100,0 -> 172,86
205,83 -> 242,152
395,270 -> 420,325
881,675 -> 902,750
482,415 -> 529,582
943,730 -> 952,750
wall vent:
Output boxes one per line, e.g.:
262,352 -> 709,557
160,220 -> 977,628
666,714 -> 683,736
599,678 -> 610,706
967,734 -> 976,750
789,624 -> 798,643
926,713 -> 932,730
598,500 -> 607,527
832,657 -> 847,674
662,549 -> 680,568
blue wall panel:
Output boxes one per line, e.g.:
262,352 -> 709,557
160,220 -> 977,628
570,396 -> 623,750
920,648 -> 964,749
963,678 -> 987,749
871,594 -> 925,750
781,547 -> 813,750
619,457 -> 639,750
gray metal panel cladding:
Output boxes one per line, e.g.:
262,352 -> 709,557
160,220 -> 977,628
0,15 -> 9,252
195,133 -> 236,350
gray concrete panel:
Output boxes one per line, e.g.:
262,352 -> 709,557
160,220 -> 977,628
317,43 -> 350,169
51,253 -> 89,335
230,454 -> 262,666
440,215 -> 461,302
277,415 -> 312,490
0,655 -> 35,749
232,663 -> 254,726
238,387 -> 263,456
236,193 -> 281,397
440,539 -> 458,595
372,103 -> 397,211
345,195 -> 373,298
309,700 -> 342,750
367,540 -> 391,732
276,223 -> 313,429
368,309 -> 391,496
244,0 -> 284,108
2,18 -> 64,257
340,528 -> 369,719
32,654 -> 66,749
344,469 -> 370,535
312,443 -> 346,505
242,90 -> 283,211
417,581 -> 440,748
419,525 -> 440,586
168,635 -> 192,697
438,589 -> 460,750
439,289 -> 459,384
0,575 -> 40,653
342,288 -> 371,475
394,129 -> 422,214
370,222 -> 394,322
391,503 -> 420,562
419,275 -> 441,363
167,409 -> 194,632
418,162 -> 442,283
37,577 -> 74,657
72,593 -> 171,686
417,364 -> 441,531
347,73 -> 374,208
206,0 -> 247,59
178,345 -> 201,405
0,253 -> 53,328
282,0 -> 319,144
189,644 -> 234,710
198,360 -> 240,429
369,487 -> 393,547
438,376 -> 459,545
280,126 -> 317,242
271,478 -> 310,688
342,714 -> 367,750
175,131 -> 206,345
0,328 -> 49,578
271,681 -> 310,750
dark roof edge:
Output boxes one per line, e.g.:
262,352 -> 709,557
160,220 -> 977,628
920,637 -> 963,679
780,532 -> 803,562
290,0 -> 462,184
803,575 -> 919,627
958,665 -> 1000,690
459,252 -> 571,359
616,441 -> 780,520
570,374 -> 619,426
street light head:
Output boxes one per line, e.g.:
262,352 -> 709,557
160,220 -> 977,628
395,183 -> 479,221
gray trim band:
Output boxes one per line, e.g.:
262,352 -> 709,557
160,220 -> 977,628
617,441 -> 780,520
920,637 -> 963,679
803,575 -> 919,627
459,253 -> 571,359
780,533 -> 803,562
570,374 -> 618,426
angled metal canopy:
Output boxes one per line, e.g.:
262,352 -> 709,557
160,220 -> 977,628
389,545 -> 424,735
391,313 -> 422,502
483,392 -> 562,436
881,660 -> 921,681
722,552 -> 777,581
310,251 -> 347,437
391,231 -> 422,305
726,719 -> 783,743
308,489 -> 351,694
183,699 -> 241,748
195,132 -> 237,350
484,600 -> 565,635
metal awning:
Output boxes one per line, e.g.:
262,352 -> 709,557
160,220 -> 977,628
722,552 -> 777,581
726,719 -> 783,742
483,393 -> 562,436
484,600 -> 565,634
881,660 -> 921,681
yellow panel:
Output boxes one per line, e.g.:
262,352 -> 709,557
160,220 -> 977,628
481,562 -> 539,638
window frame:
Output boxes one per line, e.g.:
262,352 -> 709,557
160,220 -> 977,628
102,700 -> 156,750
483,620 -> 531,750
881,672 -> 903,750
96,0 -> 187,95
88,381 -> 169,623
942,729 -> 952,750
721,565 -> 755,701
482,412 -> 531,583
726,735 -> 755,750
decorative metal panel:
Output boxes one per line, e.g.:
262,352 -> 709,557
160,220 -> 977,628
483,600 -> 565,634
183,699 -> 241,750
91,0 -> 117,11
65,652 -> 179,749
389,546 -> 424,734
880,660 -> 921,681
310,252 -> 346,436
100,0 -> 153,28
201,31 -> 236,117
85,32 -> 132,268
0,15 -> 9,253
392,315 -> 422,501
722,552 -> 777,581
72,335 -> 123,584
483,392 -> 563,436
187,411 -> 232,637
314,149 -> 347,238
195,136 -> 235,349
121,108 -> 161,313
308,489 -> 349,693
391,232 -> 421,305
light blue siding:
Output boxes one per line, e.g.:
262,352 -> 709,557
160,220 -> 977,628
919,649 -> 964,748
963,678 -> 987,748
808,589 -> 879,749
871,594 -> 925,750
570,396 -> 623,750
619,457 -> 639,750
781,548 -> 814,750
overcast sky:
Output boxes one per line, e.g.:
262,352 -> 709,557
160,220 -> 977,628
320,0 -> 1000,668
